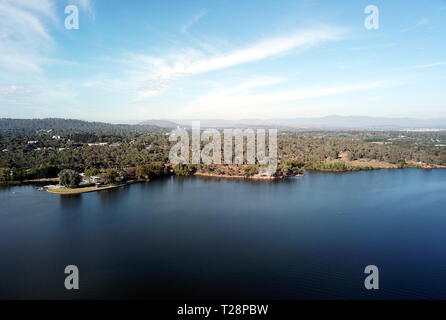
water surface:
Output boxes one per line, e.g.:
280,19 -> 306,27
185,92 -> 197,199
1,169 -> 446,299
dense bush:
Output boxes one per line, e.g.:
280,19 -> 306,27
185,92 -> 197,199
2,122 -> 446,179
84,168 -> 101,176
58,169 -> 81,188
135,162 -> 168,179
173,163 -> 193,176
99,169 -> 123,185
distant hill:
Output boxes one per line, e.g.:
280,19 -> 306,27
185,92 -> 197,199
0,118 -> 163,133
3,116 -> 446,133
166,116 -> 446,130
273,115 -> 446,130
139,120 -> 182,128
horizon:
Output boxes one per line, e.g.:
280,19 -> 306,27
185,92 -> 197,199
1,0 -> 446,121
4,114 -> 446,130
3,114 -> 446,121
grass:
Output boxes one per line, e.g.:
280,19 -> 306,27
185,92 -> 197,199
46,179 -> 146,195
47,184 -> 123,194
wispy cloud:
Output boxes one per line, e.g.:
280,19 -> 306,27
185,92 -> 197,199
9,0 -> 57,23
0,0 -> 56,73
347,43 -> 398,51
0,0 -> 90,117
71,0 -> 95,18
0,0 -> 94,75
181,9 -> 207,34
174,79 -> 397,119
118,26 -> 346,101
400,61 -> 446,70
401,18 -> 429,33
0,82 -> 77,115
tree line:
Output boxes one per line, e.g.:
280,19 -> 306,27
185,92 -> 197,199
1,119 -> 446,183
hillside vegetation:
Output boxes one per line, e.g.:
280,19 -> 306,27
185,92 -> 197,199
1,119 -> 446,182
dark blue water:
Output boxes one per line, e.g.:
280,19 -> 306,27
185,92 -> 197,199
1,169 -> 446,299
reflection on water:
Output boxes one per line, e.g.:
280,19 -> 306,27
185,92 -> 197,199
1,169 -> 446,299
59,194 -> 82,208
0,184 -> 11,193
98,185 -> 128,204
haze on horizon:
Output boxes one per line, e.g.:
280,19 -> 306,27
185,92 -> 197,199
0,0 -> 445,122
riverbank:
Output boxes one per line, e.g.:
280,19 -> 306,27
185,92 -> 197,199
327,152 -> 446,170
3,161 -> 446,188
194,172 -> 303,180
24,177 -> 59,183
0,177 -> 59,186
47,184 -> 122,194
308,158 -> 446,172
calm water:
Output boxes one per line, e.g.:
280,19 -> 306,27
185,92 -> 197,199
1,169 -> 446,299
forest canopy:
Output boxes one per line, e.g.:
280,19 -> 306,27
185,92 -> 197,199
1,118 -> 446,182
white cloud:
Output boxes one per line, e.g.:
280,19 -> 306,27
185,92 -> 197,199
401,62 -> 446,70
120,26 -> 346,101
0,0 -> 56,73
0,85 -> 34,96
401,18 -> 429,33
0,0 -> 92,114
181,9 -> 208,34
173,79 -> 398,119
8,0 -> 57,23
0,82 -> 77,116
70,0 -> 94,17
0,0 -> 94,74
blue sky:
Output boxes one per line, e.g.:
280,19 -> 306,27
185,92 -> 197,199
0,0 -> 445,121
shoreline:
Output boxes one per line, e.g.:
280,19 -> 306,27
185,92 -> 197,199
46,179 -> 146,195
47,184 -> 123,194
2,166 -> 446,187
23,177 -> 60,184
193,172 -> 303,180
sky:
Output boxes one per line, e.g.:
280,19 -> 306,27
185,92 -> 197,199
0,0 -> 445,121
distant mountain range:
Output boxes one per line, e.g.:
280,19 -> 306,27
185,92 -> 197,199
0,118 -> 163,133
2,116 -> 446,132
141,116 -> 446,130
139,120 -> 183,128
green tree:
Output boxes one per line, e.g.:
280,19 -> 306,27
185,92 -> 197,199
136,162 -> 167,179
242,165 -> 259,177
396,160 -> 406,168
100,169 -> 121,185
277,160 -> 304,176
173,163 -> 192,176
85,168 -> 101,177
58,169 -> 81,188
0,168 -> 13,182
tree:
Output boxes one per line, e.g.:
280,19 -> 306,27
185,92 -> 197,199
396,160 -> 406,168
277,160 -> 305,176
173,163 -> 192,176
0,168 -> 13,182
242,165 -> 259,177
136,162 -> 168,179
124,167 -> 136,179
100,169 -> 121,185
85,168 -> 100,177
58,169 -> 81,188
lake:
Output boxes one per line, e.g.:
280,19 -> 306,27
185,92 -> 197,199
1,169 -> 446,299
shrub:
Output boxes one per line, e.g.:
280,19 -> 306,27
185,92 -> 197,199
100,169 -> 122,185
85,168 -> 101,177
58,169 -> 81,188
